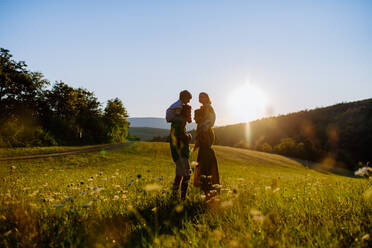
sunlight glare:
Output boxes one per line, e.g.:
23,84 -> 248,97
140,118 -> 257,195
227,82 -> 269,123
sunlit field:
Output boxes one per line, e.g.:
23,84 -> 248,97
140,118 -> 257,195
1,142 -> 371,247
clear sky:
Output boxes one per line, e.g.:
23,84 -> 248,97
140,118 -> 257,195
1,0 -> 371,125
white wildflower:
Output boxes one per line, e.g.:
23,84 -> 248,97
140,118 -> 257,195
144,184 -> 162,192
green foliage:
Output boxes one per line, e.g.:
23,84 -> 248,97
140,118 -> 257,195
104,98 -> 129,143
0,48 -> 129,147
0,142 -> 371,247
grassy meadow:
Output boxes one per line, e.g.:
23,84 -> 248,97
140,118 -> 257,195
0,142 -> 371,247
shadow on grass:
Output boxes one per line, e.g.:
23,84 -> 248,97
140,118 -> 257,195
0,197 -> 206,248
125,196 -> 206,247
289,157 -> 356,178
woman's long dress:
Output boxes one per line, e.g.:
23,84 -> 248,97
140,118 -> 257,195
194,104 -> 220,193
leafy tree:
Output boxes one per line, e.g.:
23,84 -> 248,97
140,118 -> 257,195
104,98 -> 129,143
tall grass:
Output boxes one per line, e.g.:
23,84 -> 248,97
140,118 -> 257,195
0,142 -> 371,247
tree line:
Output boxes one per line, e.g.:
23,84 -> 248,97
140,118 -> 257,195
0,48 -> 129,147
213,98 -> 372,170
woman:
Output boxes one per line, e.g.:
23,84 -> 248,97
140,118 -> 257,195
193,92 -> 220,198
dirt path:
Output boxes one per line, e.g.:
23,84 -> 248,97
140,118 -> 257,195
0,142 -> 133,161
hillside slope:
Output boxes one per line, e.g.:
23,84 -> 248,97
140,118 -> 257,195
214,98 -> 372,169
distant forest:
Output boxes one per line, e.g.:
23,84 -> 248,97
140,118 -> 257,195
213,99 -> 372,170
0,48 -> 129,147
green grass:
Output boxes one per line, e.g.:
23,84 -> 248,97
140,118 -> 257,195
0,142 -> 371,247
0,144 -> 110,157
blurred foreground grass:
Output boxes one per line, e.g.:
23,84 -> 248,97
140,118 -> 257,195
0,142 -> 371,247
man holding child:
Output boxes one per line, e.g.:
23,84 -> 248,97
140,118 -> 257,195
166,90 -> 192,200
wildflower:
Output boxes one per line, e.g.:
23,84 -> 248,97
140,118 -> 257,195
144,184 -> 162,192
250,209 -> 265,223
175,204 -> 184,213
212,230 -> 223,240
220,200 -> 233,208
362,234 -> 370,241
191,161 -> 198,166
81,201 -> 92,208
113,195 -> 119,200
29,190 -> 39,197
229,240 -> 239,248
212,184 -> 222,189
201,194 -> 206,200
265,186 -> 272,190
355,167 -> 372,176
4,230 -> 12,237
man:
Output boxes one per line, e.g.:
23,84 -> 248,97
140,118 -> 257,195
166,90 -> 192,200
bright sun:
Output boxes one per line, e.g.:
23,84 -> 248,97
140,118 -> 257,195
227,83 -> 269,123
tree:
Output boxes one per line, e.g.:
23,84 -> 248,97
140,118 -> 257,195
103,98 -> 129,143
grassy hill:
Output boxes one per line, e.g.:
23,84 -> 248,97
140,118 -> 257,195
128,127 -> 170,141
0,142 -> 371,247
213,98 -> 372,169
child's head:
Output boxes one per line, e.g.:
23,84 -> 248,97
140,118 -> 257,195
194,108 -> 205,124
181,104 -> 192,123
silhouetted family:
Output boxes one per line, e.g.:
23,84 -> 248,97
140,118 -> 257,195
166,90 -> 219,200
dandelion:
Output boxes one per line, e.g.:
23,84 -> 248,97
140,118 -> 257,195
144,184 -> 162,192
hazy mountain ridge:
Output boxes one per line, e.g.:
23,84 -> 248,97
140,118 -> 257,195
128,117 -> 197,131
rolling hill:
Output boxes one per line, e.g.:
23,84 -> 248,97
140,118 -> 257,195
212,98 -> 372,169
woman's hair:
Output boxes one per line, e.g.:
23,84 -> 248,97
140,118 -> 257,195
199,92 -> 212,104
